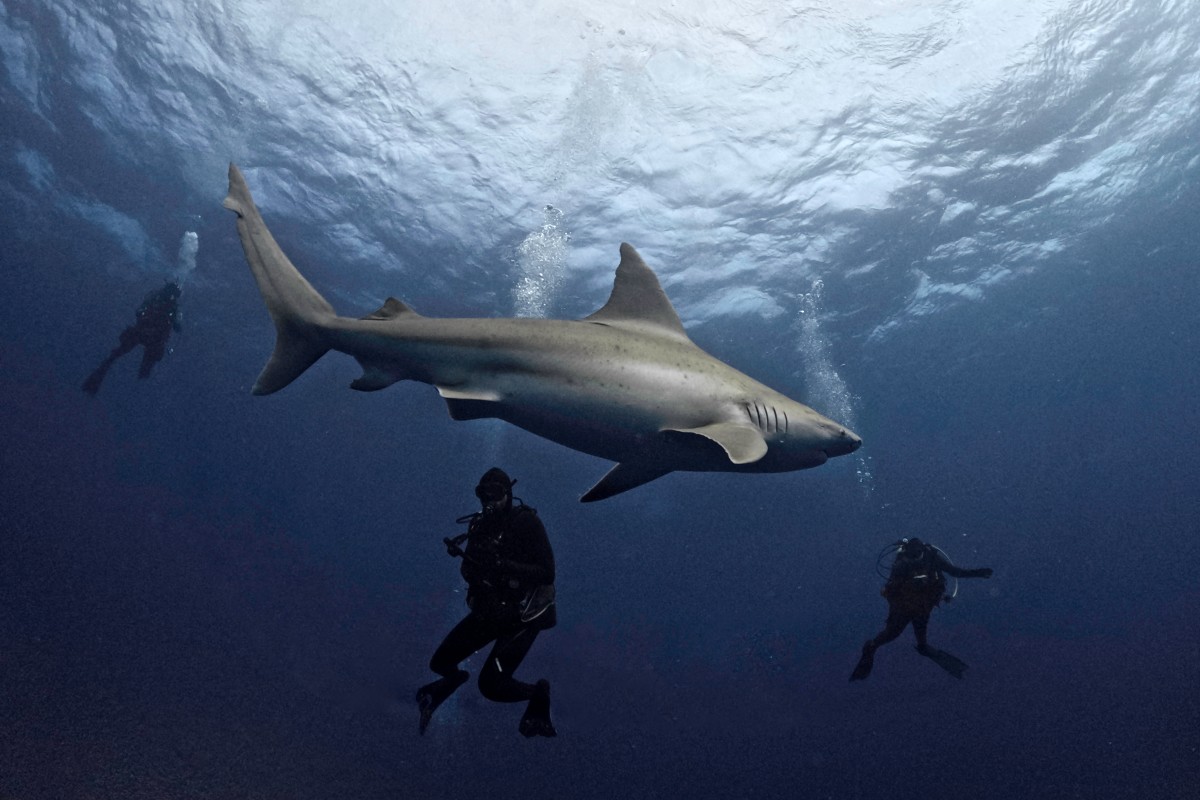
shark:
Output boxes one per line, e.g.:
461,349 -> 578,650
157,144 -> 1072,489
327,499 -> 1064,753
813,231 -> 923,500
224,164 -> 862,501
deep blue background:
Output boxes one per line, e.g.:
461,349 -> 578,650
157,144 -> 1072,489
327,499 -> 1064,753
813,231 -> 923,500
2,2 -> 1199,798
4,179 -> 1197,799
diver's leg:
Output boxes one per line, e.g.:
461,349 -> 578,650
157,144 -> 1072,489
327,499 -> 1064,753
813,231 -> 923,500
913,614 -> 968,678
851,609 -> 910,681
870,610 -> 910,649
83,330 -> 138,394
138,340 -> 166,379
428,613 -> 495,676
912,614 -> 930,651
416,614 -> 494,734
478,625 -> 557,737
477,625 -> 540,703
116,326 -> 140,353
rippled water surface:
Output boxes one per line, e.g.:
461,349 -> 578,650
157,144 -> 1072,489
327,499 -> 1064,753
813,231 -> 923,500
2,2 -> 1198,798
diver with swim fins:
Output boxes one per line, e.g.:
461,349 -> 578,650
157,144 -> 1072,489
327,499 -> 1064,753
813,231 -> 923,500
416,468 -> 558,738
83,280 -> 183,394
851,537 -> 993,681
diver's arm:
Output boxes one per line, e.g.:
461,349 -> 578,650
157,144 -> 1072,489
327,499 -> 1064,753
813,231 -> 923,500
934,551 -> 992,579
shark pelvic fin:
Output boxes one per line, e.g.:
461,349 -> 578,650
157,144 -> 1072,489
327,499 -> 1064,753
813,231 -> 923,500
584,243 -> 691,343
664,422 -> 768,465
581,460 -> 674,503
437,386 -> 504,420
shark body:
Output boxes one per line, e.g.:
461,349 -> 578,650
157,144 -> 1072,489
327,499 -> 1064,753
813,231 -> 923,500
224,164 -> 861,501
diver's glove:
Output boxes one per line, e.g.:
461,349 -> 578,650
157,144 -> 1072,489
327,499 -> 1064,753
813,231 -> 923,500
444,537 -> 465,558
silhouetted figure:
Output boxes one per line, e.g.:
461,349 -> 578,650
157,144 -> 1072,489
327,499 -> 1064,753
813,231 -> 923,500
851,537 -> 993,680
83,281 -> 182,395
417,467 -> 558,737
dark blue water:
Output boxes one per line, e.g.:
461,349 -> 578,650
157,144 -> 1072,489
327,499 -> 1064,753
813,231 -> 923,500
2,2 -> 1198,798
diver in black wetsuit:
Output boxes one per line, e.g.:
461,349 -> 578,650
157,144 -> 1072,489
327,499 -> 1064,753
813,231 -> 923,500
83,281 -> 183,395
850,537 -> 993,681
417,467 -> 558,738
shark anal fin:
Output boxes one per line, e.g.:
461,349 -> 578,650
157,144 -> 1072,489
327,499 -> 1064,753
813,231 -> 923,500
350,363 -> 406,392
664,422 -> 768,465
437,386 -> 503,421
581,460 -> 673,503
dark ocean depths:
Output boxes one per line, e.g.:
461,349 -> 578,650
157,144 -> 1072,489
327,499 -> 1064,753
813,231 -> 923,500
2,1 -> 1198,798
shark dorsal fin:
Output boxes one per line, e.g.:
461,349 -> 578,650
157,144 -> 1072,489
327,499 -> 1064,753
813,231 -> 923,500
584,243 -> 691,343
362,297 -> 421,321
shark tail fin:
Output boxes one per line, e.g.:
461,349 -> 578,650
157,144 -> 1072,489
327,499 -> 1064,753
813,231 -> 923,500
253,326 -> 329,395
224,164 -> 335,395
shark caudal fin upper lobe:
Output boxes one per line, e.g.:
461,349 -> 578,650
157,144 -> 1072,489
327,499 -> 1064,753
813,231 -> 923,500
224,164 -> 334,394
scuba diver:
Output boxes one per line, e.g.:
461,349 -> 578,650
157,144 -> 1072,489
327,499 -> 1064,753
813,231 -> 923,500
416,467 -> 558,738
83,280 -> 183,395
850,537 -> 993,681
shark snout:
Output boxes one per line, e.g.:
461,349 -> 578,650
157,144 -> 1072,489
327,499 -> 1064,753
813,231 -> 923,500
825,428 -> 862,458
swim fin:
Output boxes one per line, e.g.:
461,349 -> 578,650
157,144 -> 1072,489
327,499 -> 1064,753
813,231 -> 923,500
82,356 -> 116,395
917,645 -> 968,679
415,669 -> 469,735
850,641 -> 876,681
518,679 -> 557,738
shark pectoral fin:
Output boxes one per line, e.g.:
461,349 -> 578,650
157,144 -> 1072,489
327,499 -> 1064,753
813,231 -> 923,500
666,422 -> 768,465
581,461 -> 673,503
437,386 -> 503,421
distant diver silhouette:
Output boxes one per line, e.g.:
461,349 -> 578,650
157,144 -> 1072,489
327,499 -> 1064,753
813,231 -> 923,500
83,281 -> 182,395
850,537 -> 993,681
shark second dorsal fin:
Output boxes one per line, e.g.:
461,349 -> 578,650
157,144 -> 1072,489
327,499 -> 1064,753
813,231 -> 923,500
362,297 -> 421,321
584,243 -> 691,343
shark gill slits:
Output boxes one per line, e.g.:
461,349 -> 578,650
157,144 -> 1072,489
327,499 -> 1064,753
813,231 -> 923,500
742,402 -> 785,434
744,401 -> 786,434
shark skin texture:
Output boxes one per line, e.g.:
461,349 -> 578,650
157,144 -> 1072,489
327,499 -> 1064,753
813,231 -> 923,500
224,164 -> 861,501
